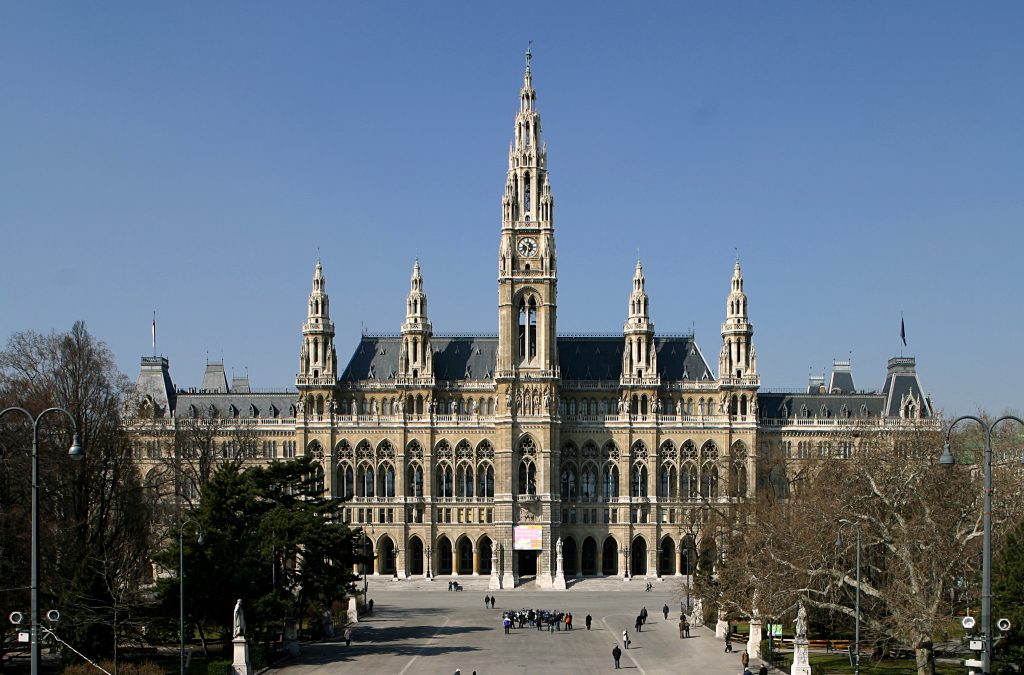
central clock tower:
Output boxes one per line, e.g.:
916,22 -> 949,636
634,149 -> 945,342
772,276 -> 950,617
497,46 -> 558,378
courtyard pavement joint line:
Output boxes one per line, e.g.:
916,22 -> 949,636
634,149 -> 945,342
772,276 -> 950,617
601,615 -> 649,675
397,616 -> 452,675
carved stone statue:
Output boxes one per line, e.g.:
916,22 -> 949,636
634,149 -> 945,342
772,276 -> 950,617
795,603 -> 808,640
556,537 -> 563,557
233,599 -> 246,638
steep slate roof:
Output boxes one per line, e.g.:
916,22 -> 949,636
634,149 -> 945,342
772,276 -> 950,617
174,391 -> 298,420
881,357 -> 932,417
757,392 -> 886,420
338,334 -> 714,383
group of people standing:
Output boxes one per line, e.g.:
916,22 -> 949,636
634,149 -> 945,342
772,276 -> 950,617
500,607 -> 578,632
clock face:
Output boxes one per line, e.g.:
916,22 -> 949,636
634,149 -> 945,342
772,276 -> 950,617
517,237 -> 538,257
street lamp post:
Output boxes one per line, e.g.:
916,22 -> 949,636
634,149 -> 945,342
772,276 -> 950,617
623,546 -> 630,579
0,406 -> 83,675
835,519 -> 862,675
940,414 -> 1024,675
178,517 -> 204,675
426,545 -> 432,579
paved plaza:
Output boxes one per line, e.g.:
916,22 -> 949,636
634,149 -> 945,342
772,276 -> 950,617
271,579 -> 769,675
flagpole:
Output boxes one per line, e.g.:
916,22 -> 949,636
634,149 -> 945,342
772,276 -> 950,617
152,312 -> 157,357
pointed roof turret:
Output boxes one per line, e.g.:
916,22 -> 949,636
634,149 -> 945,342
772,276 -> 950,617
403,258 -> 431,331
626,258 -> 652,327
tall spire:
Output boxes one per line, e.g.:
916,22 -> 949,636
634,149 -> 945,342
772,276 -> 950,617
297,259 -> 336,384
497,48 -> 559,378
622,259 -> 657,382
400,259 -> 433,380
720,258 -> 757,380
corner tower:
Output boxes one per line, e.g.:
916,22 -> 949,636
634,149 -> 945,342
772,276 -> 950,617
622,259 -> 658,382
719,259 -> 759,420
399,259 -> 433,382
497,46 -> 558,378
299,257 -> 337,393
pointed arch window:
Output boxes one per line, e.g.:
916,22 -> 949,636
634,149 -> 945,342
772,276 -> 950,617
378,463 -> 396,498
457,462 -> 474,498
339,464 -> 354,499
602,464 -> 619,499
631,463 -> 648,498
518,459 -> 537,495
436,464 -> 453,498
477,462 -> 494,498
560,464 -> 578,500
659,464 -> 677,499
407,464 -> 423,497
357,464 -> 374,498
681,463 -> 698,500
580,464 -> 597,501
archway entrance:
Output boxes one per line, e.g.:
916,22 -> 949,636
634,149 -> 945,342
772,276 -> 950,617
479,536 -> 493,575
581,537 -> 598,575
378,537 -> 396,575
659,538 -> 676,576
438,537 -> 453,575
408,537 -> 424,576
516,550 -> 538,577
456,537 -> 473,575
562,537 -> 578,576
631,537 -> 647,576
602,537 -> 618,575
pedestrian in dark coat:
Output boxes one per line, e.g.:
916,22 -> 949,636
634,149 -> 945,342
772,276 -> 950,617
741,650 -> 750,669
663,604 -> 670,620
635,615 -> 643,632
678,618 -> 685,638
758,665 -> 768,675
585,614 -> 593,630
612,645 -> 622,668
683,618 -> 690,638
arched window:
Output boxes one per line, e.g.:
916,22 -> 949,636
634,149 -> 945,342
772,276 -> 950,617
659,464 -> 677,499
357,464 -> 374,497
681,463 -> 697,500
379,463 -> 395,498
407,464 -> 423,497
518,459 -> 537,495
436,464 -> 453,498
580,464 -> 597,501
457,462 -> 474,498
560,464 -> 578,500
631,463 -> 648,498
339,464 -> 354,499
602,464 -> 619,499
477,463 -> 494,498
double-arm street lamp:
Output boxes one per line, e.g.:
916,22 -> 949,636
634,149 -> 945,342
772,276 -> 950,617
835,519 -> 862,675
940,414 -> 1024,675
0,406 -> 83,675
179,517 -> 204,675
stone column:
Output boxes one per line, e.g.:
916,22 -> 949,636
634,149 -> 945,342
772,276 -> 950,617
791,639 -> 811,675
747,619 -> 763,659
575,545 -> 583,578
596,547 -> 603,575
472,547 -> 480,575
372,552 -> 379,575
489,544 -> 502,590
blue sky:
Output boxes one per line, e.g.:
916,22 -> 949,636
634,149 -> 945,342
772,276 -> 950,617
1,2 -> 1022,416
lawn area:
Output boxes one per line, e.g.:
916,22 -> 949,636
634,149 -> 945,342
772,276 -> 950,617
809,653 -> 962,674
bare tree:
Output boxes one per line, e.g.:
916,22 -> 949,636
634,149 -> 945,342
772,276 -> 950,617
0,322 -> 153,660
714,424 -> 1024,675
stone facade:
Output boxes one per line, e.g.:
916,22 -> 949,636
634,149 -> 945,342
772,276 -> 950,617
128,51 -> 934,589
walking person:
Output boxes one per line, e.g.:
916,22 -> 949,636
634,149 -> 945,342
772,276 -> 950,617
663,603 -> 669,620
678,618 -> 685,639
724,633 -> 733,653
758,664 -> 768,675
741,649 -> 750,670
612,645 -> 622,669
585,614 -> 592,630
484,595 -> 490,608
683,617 -> 690,638
344,626 -> 352,647
503,615 -> 511,635
635,615 -> 643,633
622,630 -> 631,649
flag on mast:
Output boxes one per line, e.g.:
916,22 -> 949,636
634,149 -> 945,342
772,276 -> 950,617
152,312 -> 157,355
900,315 -> 906,347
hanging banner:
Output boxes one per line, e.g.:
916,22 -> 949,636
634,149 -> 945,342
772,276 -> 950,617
513,525 -> 543,550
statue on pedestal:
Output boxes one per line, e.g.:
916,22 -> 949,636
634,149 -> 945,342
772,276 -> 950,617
795,603 -> 808,640
233,599 -> 246,638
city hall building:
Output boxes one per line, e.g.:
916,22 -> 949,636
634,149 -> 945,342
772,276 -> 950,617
130,53 -> 933,589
